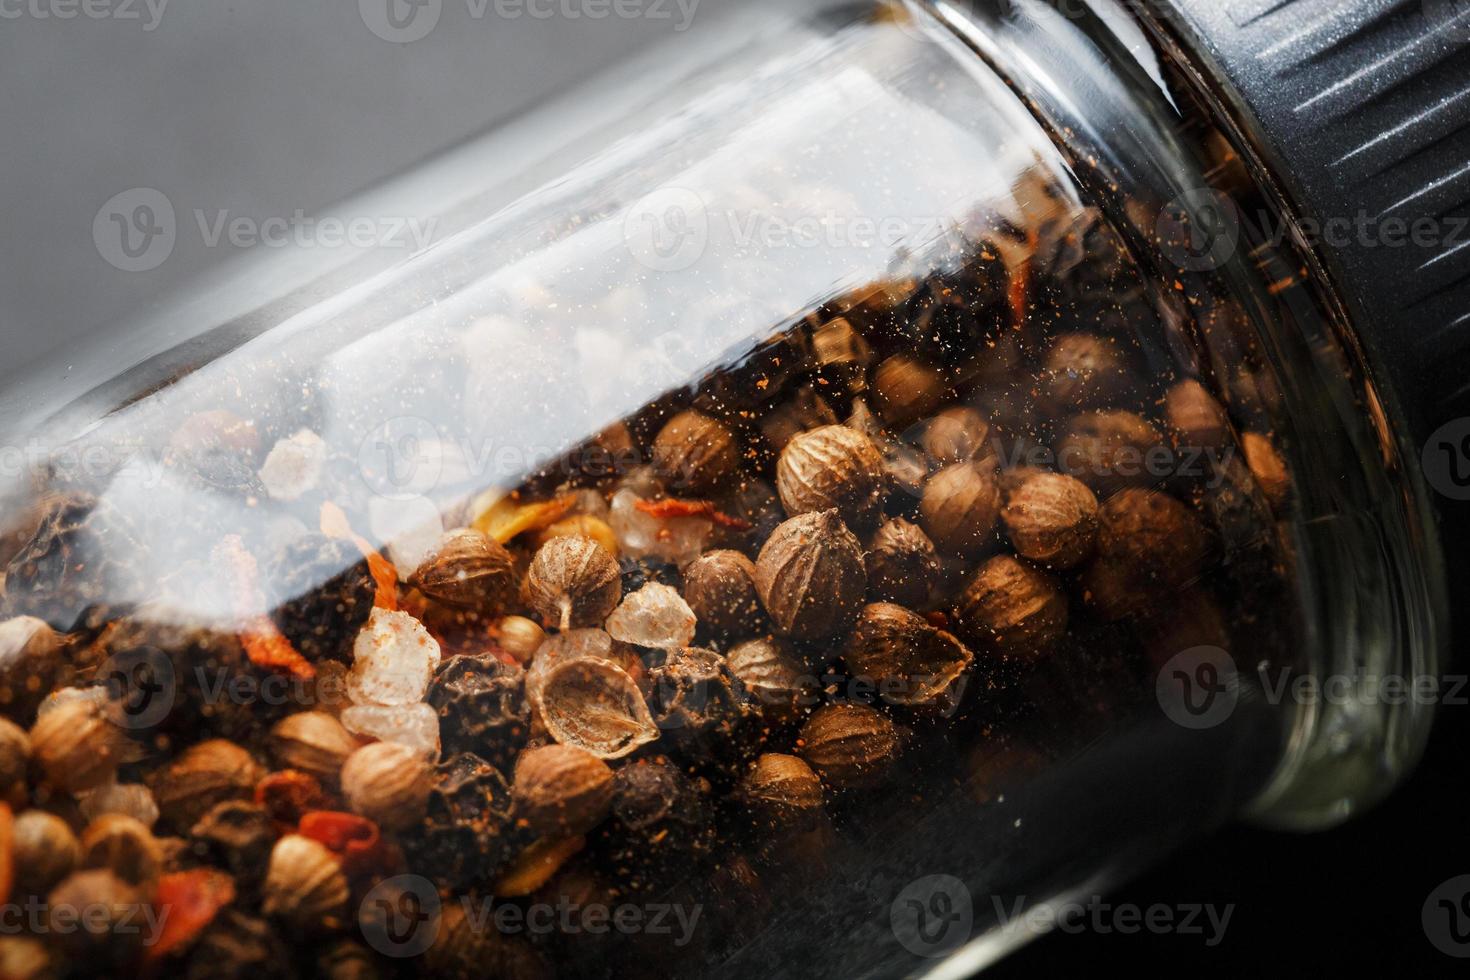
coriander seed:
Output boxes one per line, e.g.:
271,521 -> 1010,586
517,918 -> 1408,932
46,870 -> 145,964
1164,379 -> 1230,450
269,712 -> 362,785
953,555 -> 1068,660
776,424 -> 888,530
410,528 -> 519,612
870,354 -> 946,428
753,510 -> 866,641
31,697 -> 121,794
79,813 -> 162,886
1001,470 -> 1098,569
652,410 -> 740,495
797,704 -> 899,790
865,517 -> 940,608
1079,487 -> 1212,621
12,810 -> 79,897
843,602 -> 973,709
920,406 -> 996,465
726,636 -> 817,722
340,740 -> 432,831
1054,410 -> 1165,494
0,718 -> 29,808
525,535 -> 621,631
0,616 -> 61,723
262,833 -> 350,932
1037,333 -> 1133,414
150,738 -> 264,830
682,550 -> 762,636
511,744 -> 613,837
918,461 -> 1002,558
492,615 -> 547,665
741,752 -> 824,825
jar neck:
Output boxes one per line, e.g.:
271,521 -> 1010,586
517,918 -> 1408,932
915,0 -> 1446,828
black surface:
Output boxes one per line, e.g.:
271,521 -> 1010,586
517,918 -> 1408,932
989,691 -> 1470,975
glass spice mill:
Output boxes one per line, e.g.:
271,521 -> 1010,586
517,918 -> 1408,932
1,0 -> 1465,977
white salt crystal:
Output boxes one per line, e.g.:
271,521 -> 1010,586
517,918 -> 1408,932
368,495 -> 444,582
606,583 -> 696,650
347,608 -> 441,706
608,489 -> 711,566
341,702 -> 440,761
259,429 -> 326,501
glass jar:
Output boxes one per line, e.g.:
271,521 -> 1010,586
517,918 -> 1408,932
0,1 -> 1446,977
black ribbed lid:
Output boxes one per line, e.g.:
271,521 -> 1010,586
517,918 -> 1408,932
1164,0 -> 1470,597
1166,0 -> 1470,431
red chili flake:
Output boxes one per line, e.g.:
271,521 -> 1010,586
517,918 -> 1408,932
1008,227 -> 1038,332
298,810 -> 386,878
924,611 -> 952,631
320,501 -> 399,610
215,535 -> 315,680
255,770 -> 328,829
634,498 -> 751,531
144,869 -> 236,964
240,631 -> 315,681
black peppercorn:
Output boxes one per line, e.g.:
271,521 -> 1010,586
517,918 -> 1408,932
99,611 -> 260,740
5,492 -> 141,632
188,800 -> 276,900
168,445 -> 267,501
597,761 -> 714,895
408,752 -> 519,889
426,656 -> 530,770
267,534 -> 376,662
647,648 -> 760,766
183,909 -> 296,980
617,555 -> 682,595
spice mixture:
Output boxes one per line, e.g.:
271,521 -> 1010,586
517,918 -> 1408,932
0,182 -> 1294,978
